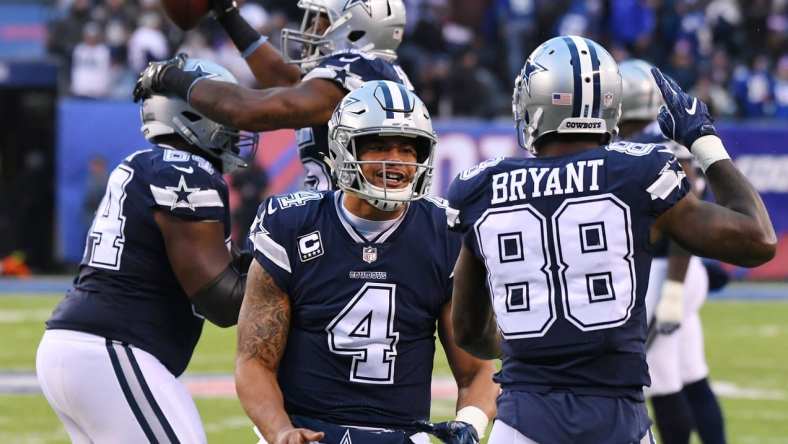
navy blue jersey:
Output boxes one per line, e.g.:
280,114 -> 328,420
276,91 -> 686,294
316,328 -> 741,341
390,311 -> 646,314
627,121 -> 692,258
297,51 -> 413,191
447,142 -> 689,398
47,148 -> 231,376
249,190 -> 459,430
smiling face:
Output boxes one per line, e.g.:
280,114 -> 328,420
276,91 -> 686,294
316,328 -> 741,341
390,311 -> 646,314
354,135 -> 419,190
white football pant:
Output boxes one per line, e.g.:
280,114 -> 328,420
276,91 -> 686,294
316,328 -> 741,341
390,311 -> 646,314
644,257 -> 710,396
36,329 -> 206,444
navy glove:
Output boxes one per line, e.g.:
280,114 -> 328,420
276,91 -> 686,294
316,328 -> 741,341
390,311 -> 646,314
650,68 -> 718,149
133,53 -> 204,103
133,53 -> 187,102
414,420 -> 479,444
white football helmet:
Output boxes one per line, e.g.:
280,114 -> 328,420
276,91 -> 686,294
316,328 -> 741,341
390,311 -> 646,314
281,0 -> 406,72
328,80 -> 436,211
619,59 -> 663,122
513,36 -> 622,154
140,58 -> 258,172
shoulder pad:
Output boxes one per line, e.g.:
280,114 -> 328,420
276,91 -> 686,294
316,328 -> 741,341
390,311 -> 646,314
146,150 -> 226,219
605,141 -> 659,157
271,190 -> 325,210
458,156 -> 505,180
304,51 -> 407,91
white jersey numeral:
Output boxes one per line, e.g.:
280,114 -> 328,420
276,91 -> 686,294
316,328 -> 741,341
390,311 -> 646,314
86,165 -> 134,270
474,194 -> 635,338
327,283 -> 399,384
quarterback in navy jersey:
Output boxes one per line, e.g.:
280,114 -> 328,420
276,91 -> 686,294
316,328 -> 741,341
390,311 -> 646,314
448,37 -> 775,444
37,59 -> 256,444
236,82 -> 497,444
135,0 -> 412,191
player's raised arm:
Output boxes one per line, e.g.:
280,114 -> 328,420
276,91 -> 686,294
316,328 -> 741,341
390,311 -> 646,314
211,0 -> 301,88
235,261 -> 324,444
649,68 -> 776,267
134,57 -> 345,132
451,245 -> 501,360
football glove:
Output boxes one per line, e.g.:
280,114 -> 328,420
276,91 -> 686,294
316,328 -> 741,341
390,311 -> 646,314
133,53 -> 187,102
650,68 -> 718,149
414,420 -> 480,444
655,280 -> 683,335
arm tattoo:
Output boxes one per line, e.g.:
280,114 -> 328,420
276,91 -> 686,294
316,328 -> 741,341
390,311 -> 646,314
237,264 -> 290,369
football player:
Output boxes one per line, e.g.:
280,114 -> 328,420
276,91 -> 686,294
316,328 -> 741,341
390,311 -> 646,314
36,59 -> 256,444
135,0 -> 412,191
236,81 -> 498,444
447,36 -> 775,443
619,59 -> 727,444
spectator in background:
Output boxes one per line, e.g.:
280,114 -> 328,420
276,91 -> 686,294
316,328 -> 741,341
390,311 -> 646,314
127,12 -> 168,72
665,39 -> 698,90
691,73 -> 737,117
609,0 -> 655,53
48,0 -> 92,66
230,161 -> 268,246
82,155 -> 109,239
733,54 -> 774,118
447,47 -> 507,118
70,22 -> 112,98
773,55 -> 788,119
492,0 -> 538,83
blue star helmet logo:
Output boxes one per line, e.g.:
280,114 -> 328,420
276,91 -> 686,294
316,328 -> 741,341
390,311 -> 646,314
521,59 -> 547,97
343,0 -> 372,16
187,63 -> 218,80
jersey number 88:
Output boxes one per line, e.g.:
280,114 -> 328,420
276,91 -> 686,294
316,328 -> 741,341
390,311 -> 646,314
474,194 -> 636,338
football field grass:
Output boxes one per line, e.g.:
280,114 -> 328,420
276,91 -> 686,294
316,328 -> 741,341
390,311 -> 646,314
1,295 -> 787,443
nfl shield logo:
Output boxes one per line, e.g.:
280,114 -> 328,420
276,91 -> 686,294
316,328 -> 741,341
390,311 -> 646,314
603,92 -> 614,107
362,246 -> 378,264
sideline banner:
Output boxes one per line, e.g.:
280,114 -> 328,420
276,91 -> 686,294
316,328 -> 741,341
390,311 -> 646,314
56,100 -> 788,278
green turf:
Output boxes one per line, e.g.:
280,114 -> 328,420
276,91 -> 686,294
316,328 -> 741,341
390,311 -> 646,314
2,295 -> 787,443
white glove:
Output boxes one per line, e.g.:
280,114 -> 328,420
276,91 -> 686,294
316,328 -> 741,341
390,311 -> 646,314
655,280 -> 684,335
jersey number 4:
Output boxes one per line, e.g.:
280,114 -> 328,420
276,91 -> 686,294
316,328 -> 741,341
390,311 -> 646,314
326,283 -> 399,384
85,165 -> 134,270
475,194 -> 636,338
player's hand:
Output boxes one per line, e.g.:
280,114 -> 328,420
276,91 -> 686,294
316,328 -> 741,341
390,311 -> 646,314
650,68 -> 718,149
211,0 -> 238,18
273,428 -> 325,444
414,420 -> 480,444
133,53 -> 188,102
655,280 -> 683,335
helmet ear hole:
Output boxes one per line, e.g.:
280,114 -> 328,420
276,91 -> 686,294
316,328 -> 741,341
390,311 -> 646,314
348,30 -> 366,42
181,111 -> 202,122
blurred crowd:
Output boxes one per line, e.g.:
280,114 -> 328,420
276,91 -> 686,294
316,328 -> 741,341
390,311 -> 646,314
48,0 -> 788,119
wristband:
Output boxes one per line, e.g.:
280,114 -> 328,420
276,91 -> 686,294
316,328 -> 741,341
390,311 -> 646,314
455,406 -> 489,439
161,67 -> 203,102
241,36 -> 269,58
217,8 -> 266,56
690,135 -> 730,172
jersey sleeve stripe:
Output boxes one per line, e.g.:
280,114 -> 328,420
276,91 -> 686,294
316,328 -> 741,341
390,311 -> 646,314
251,230 -> 292,273
149,185 -> 224,209
646,168 -> 684,200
